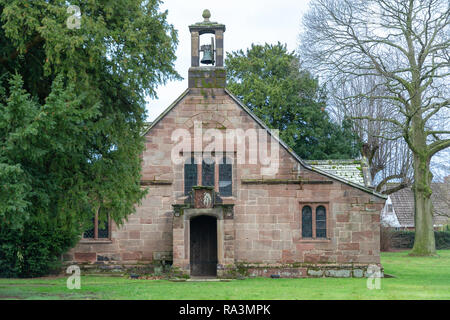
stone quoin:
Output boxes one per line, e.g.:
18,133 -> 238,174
65,10 -> 387,278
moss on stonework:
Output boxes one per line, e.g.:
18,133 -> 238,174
215,264 -> 249,279
235,263 -> 250,277
201,78 -> 223,90
200,87 -> 208,98
192,185 -> 214,190
190,22 -> 225,28
167,266 -> 189,279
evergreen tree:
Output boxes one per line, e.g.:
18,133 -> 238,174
0,0 -> 179,276
226,43 -> 359,160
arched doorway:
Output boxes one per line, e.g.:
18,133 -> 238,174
190,215 -> 217,276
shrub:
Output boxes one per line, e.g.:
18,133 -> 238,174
0,215 -> 79,278
435,231 -> 450,250
390,230 -> 450,250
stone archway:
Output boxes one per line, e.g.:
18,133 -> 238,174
190,215 -> 217,276
172,204 -> 234,277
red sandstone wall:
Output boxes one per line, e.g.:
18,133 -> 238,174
66,88 -> 384,266
235,182 -> 384,264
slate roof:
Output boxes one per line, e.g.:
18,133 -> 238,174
304,159 -> 369,187
390,188 -> 415,227
390,185 -> 449,228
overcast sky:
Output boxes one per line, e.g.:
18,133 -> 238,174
146,0 -> 311,121
144,0 -> 448,180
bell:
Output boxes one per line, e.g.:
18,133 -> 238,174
201,46 -> 214,65
200,37 -> 215,65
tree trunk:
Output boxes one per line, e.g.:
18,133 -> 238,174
410,150 -> 436,256
407,83 -> 436,256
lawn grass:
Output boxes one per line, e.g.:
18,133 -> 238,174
0,250 -> 449,300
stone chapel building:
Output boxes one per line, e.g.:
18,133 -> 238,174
66,11 -> 387,278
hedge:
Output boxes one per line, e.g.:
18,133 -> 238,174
0,215 -> 79,278
391,230 -> 450,250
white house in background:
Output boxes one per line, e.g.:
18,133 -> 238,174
381,196 -> 401,228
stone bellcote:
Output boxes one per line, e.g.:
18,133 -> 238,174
188,10 -> 226,89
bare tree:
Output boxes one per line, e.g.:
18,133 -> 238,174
432,182 -> 450,219
301,0 -> 450,255
330,76 -> 413,195
431,154 -> 450,219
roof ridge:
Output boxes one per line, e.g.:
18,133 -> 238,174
143,87 -> 387,199
224,89 -> 386,199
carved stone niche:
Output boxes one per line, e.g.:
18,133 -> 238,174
172,204 -> 184,218
192,186 -> 215,209
172,186 -> 234,220
222,204 -> 234,219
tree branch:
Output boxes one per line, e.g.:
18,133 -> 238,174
428,139 -> 450,156
0,35 -> 44,65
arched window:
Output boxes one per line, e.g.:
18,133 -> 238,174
219,157 -> 232,196
184,157 -> 197,195
316,206 -> 327,238
202,158 -> 215,187
302,206 -> 313,238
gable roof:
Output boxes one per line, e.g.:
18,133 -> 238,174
390,186 -> 449,227
144,88 -> 190,135
390,188 -> 415,227
144,87 -> 387,199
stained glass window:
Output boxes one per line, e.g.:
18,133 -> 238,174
202,158 -> 215,187
302,206 -> 313,238
184,157 -> 197,195
219,157 -> 232,196
316,206 -> 327,238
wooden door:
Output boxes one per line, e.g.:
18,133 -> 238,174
190,215 -> 217,276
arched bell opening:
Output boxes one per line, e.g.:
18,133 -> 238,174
199,33 -> 215,65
